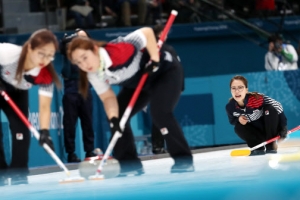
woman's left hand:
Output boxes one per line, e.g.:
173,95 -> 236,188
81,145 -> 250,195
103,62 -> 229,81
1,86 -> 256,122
238,115 -> 248,125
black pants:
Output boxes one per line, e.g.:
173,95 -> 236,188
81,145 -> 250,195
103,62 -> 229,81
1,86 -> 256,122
151,123 -> 164,149
114,62 -> 192,166
234,105 -> 279,149
63,92 -> 94,154
0,88 -> 30,177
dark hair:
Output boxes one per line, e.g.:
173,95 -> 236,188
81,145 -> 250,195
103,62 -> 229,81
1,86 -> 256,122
67,36 -> 106,98
152,25 -> 164,40
75,28 -> 91,37
229,75 -> 260,101
268,34 -> 282,43
16,29 -> 61,88
229,75 -> 248,88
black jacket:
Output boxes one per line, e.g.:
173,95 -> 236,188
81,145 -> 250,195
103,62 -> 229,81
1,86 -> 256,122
225,93 -> 287,130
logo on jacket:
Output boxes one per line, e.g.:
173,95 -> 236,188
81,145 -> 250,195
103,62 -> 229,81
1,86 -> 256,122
160,127 -> 169,135
265,110 -> 269,115
16,133 -> 23,140
233,112 -> 240,117
253,109 -> 261,114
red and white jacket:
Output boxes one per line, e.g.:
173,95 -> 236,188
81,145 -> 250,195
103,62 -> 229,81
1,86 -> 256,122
88,30 -> 147,95
0,43 -> 53,97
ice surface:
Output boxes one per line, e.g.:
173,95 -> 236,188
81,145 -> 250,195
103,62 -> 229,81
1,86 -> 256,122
1,147 -> 300,200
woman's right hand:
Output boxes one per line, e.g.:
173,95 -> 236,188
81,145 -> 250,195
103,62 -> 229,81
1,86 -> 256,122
239,115 -> 248,125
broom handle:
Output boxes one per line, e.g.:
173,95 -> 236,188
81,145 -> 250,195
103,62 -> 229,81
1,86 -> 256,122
250,125 -> 300,151
1,91 -> 70,176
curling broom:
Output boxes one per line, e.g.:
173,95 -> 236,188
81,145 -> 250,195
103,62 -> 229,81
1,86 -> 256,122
230,125 -> 300,157
88,10 -> 178,181
78,148 -> 120,180
0,91 -> 84,183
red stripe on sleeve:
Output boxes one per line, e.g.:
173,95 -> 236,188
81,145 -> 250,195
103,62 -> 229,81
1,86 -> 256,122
247,95 -> 263,108
105,43 -> 135,67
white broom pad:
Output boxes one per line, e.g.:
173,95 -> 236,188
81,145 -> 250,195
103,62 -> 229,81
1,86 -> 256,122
79,158 -> 120,179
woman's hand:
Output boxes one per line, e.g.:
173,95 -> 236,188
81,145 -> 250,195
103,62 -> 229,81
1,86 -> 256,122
239,115 -> 248,125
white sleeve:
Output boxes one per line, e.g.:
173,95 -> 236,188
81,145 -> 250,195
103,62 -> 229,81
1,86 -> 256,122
265,52 -> 278,71
123,30 -> 147,50
285,44 -> 298,62
87,73 -> 110,95
0,43 -> 22,66
38,84 -> 54,97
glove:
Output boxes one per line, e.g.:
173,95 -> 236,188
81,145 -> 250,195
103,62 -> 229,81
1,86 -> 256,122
278,126 -> 288,139
39,129 -> 55,151
143,60 -> 160,75
109,117 -> 122,135
0,80 -> 5,92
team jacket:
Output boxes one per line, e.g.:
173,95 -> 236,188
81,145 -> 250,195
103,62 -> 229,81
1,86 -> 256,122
87,30 -> 145,95
225,93 -> 287,130
0,43 -> 54,97
88,29 -> 175,95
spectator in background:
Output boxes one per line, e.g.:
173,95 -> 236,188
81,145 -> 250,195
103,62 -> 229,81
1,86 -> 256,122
89,0 -> 102,25
102,0 -> 147,27
223,0 -> 256,18
146,0 -> 163,25
256,0 -> 275,11
167,0 -> 200,24
102,0 -> 119,23
65,0 -> 96,29
255,0 -> 276,17
60,29 -> 96,163
29,0 -> 42,12
265,34 -> 298,71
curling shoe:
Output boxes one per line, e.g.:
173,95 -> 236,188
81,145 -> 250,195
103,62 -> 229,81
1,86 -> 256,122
85,151 -> 97,158
266,150 -> 277,154
11,174 -> 28,185
249,150 -> 266,156
68,153 -> 81,163
118,167 -> 145,177
152,147 -> 167,154
171,163 -> 195,173
117,160 -> 145,177
266,142 -> 277,154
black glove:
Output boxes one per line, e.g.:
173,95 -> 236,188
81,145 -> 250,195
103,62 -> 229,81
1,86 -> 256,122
143,60 -> 160,75
39,129 -> 55,151
109,117 -> 122,135
0,79 -> 6,92
278,126 -> 288,139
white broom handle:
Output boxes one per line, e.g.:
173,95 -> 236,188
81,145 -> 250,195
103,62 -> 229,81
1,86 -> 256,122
250,125 -> 300,151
